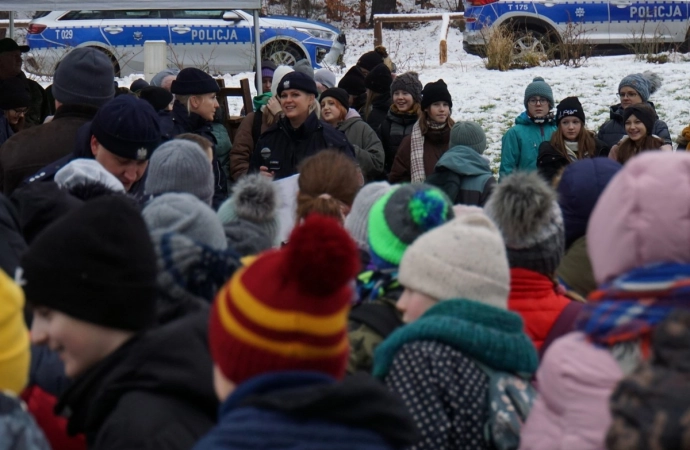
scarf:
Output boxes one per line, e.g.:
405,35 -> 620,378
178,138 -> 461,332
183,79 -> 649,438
373,299 -> 538,379
252,91 -> 272,112
409,121 -> 425,183
564,140 -> 579,161
576,262 -> 690,348
356,268 -> 401,305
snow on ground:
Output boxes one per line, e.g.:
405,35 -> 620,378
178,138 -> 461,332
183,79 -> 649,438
100,21 -> 690,172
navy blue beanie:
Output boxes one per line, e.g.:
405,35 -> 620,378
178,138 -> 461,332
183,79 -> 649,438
276,71 -> 318,97
91,95 -> 162,161
170,67 -> 220,95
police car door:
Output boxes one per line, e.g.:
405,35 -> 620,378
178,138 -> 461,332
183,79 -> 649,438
532,0 -> 611,44
167,9 -> 252,74
609,0 -> 687,42
99,10 -> 171,74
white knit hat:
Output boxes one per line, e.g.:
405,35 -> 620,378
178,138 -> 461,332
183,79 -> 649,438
344,181 -> 393,251
398,212 -> 511,310
271,66 -> 294,97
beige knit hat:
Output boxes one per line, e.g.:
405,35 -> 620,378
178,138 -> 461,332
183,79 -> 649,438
398,212 -> 511,310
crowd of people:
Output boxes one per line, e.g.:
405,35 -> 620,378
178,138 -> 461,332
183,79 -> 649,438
0,35 -> 689,450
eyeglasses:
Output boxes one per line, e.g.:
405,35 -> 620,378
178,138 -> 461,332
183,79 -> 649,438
10,107 -> 28,115
617,92 -> 639,99
528,97 -> 548,105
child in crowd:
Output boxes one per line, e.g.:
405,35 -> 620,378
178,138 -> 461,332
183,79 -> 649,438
609,103 -> 671,164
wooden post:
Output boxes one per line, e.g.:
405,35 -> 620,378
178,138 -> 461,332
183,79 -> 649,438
439,13 -> 450,65
374,19 -> 383,47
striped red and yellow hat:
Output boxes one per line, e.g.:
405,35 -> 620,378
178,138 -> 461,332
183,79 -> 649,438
209,215 -> 360,385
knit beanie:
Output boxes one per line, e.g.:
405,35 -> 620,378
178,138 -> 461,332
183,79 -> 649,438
421,79 -> 452,110
314,68 -> 336,89
484,171 -> 565,276
138,86 -> 173,112
217,174 -> 279,246
449,121 -> 487,154
90,95 -> 162,161
52,47 -> 115,107
623,103 -> 657,136
271,66 -> 294,97
338,66 -> 367,97
55,158 -> 125,193
20,196 -> 157,331
171,67 -> 220,95
357,46 -> 388,72
209,215 -> 359,385
319,87 -> 349,111
619,71 -> 662,103
365,63 -> 393,94
259,59 -> 277,79
368,184 -> 454,268
0,38 -> 28,54
556,96 -> 586,124
144,140 -> 214,206
399,213 -> 510,309
150,68 -> 179,88
130,78 -> 149,93
277,71 -> 318,97
0,78 -> 30,110
390,71 -> 422,104
0,269 -> 29,395
293,59 -> 315,80
223,219 -> 273,257
523,76 -> 554,110
143,192 -> 227,251
344,181 -> 393,251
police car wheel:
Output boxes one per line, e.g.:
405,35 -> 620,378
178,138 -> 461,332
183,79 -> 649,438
263,42 -> 302,67
512,29 -> 547,59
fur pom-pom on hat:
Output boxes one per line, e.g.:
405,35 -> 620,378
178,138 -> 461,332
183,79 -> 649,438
485,171 -> 565,275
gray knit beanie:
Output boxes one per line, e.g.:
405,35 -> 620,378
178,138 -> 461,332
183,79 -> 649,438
449,121 -> 487,154
484,171 -> 565,276
523,76 -> 554,110
344,181 -> 393,251
52,48 -> 115,107
619,71 -> 662,103
150,68 -> 179,88
223,219 -> 273,257
399,213 -> 511,309
144,140 -> 214,206
217,174 -> 279,246
390,71 -> 422,104
142,193 -> 227,250
293,59 -> 315,80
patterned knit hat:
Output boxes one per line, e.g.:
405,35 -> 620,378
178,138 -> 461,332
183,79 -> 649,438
390,71 -> 422,104
484,171 -> 565,276
344,181 -> 393,252
618,71 -> 662,103
524,76 -> 554,110
368,184 -> 454,268
556,96 -> 586,124
209,215 -> 359,385
399,213 -> 510,309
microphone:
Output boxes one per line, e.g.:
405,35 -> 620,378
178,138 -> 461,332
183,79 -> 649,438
261,147 -> 271,164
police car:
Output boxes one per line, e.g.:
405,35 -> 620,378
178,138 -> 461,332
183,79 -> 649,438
25,9 -> 346,76
462,0 -> 690,56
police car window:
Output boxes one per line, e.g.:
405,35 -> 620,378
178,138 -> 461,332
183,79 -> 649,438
60,11 -> 114,20
111,10 -> 162,19
170,10 -> 226,19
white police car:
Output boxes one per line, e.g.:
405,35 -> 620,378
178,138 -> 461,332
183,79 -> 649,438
462,0 -> 690,56
25,9 -> 346,76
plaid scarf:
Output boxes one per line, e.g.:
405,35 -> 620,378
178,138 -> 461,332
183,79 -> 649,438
576,263 -> 690,347
410,121 -> 425,183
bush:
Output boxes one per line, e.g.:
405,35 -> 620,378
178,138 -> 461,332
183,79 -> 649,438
483,25 -> 514,71
545,21 -> 592,68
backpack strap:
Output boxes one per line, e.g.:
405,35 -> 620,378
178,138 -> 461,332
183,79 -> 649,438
349,302 -> 402,339
252,109 -> 263,144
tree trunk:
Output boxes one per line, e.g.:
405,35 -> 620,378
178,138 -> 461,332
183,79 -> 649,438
359,0 -> 367,27
370,0 -> 396,24
0,12 -> 8,39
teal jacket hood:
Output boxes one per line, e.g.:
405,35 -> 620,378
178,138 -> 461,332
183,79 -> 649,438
436,145 -> 492,176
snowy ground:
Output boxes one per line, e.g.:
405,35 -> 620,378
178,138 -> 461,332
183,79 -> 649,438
101,22 -> 690,172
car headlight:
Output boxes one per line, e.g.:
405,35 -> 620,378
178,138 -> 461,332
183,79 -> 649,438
295,27 -> 336,41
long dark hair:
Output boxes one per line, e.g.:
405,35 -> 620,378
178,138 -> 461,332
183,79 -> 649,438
616,135 -> 664,164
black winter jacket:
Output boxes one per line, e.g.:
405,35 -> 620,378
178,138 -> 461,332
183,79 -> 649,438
597,102 -> 672,148
378,109 -> 418,174
56,312 -> 217,450
364,92 -> 392,133
249,112 -> 355,180
536,137 -> 609,185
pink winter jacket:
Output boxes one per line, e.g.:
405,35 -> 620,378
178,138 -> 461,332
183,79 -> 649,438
519,332 -> 623,450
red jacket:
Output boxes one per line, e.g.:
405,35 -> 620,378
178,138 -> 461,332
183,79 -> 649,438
507,268 -> 571,350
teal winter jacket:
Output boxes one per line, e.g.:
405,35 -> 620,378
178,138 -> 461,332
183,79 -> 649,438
499,111 -> 556,180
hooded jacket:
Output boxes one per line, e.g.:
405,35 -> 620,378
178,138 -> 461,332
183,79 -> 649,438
378,108 -> 418,174
193,371 -> 419,450
55,312 -> 218,450
499,111 -> 556,180
249,112 -> 355,180
425,145 -> 496,206
337,109 -> 385,182
597,102 -> 672,148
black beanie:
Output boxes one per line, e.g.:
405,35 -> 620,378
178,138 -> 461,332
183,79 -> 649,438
357,47 -> 386,72
20,195 -> 158,331
138,86 -> 173,112
90,95 -> 162,161
129,78 -> 149,92
0,78 -> 31,110
320,87 -> 349,111
421,79 -> 452,110
171,67 -> 220,95
276,71 -> 318,96
338,66 -> 367,97
623,103 -> 657,136
556,96 -> 586,124
365,63 -> 392,94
